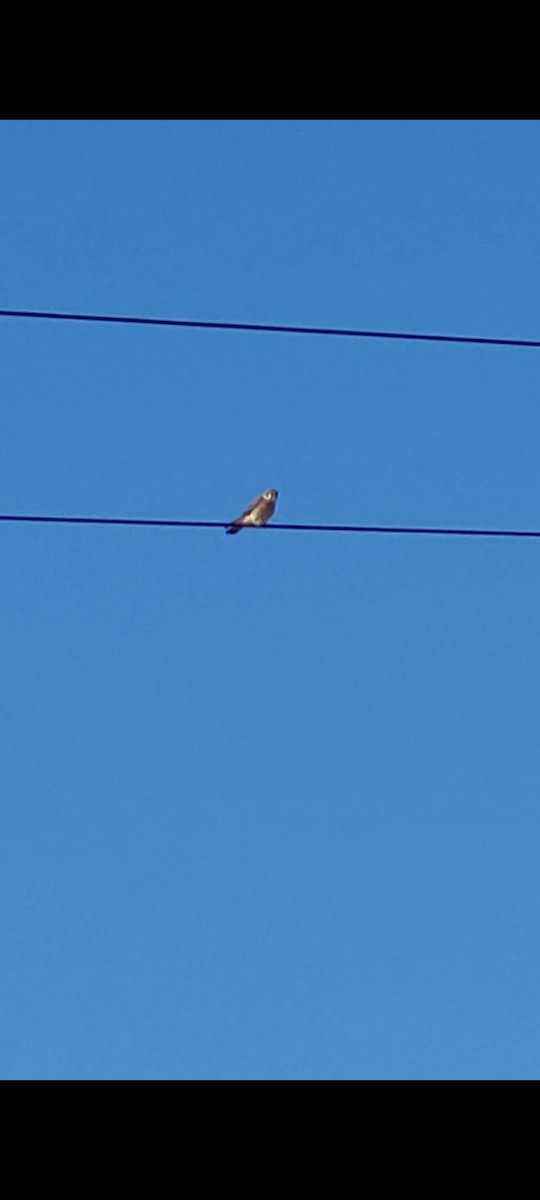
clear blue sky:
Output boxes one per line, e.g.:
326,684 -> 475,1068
2,120 -> 540,1080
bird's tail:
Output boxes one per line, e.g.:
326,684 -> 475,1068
225,524 -> 242,535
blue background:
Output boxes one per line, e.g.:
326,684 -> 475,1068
2,120 -> 540,1079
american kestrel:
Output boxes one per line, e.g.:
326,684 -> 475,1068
225,489 -> 279,535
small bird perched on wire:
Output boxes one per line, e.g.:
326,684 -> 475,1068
225,489 -> 279,535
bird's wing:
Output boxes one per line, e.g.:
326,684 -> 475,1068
235,494 -> 265,523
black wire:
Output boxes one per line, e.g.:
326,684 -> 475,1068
2,514 -> 540,538
1,307 -> 539,349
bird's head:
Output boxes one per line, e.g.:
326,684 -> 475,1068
263,489 -> 278,501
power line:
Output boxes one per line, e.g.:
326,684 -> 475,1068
2,513 -> 540,539
1,307 -> 539,350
